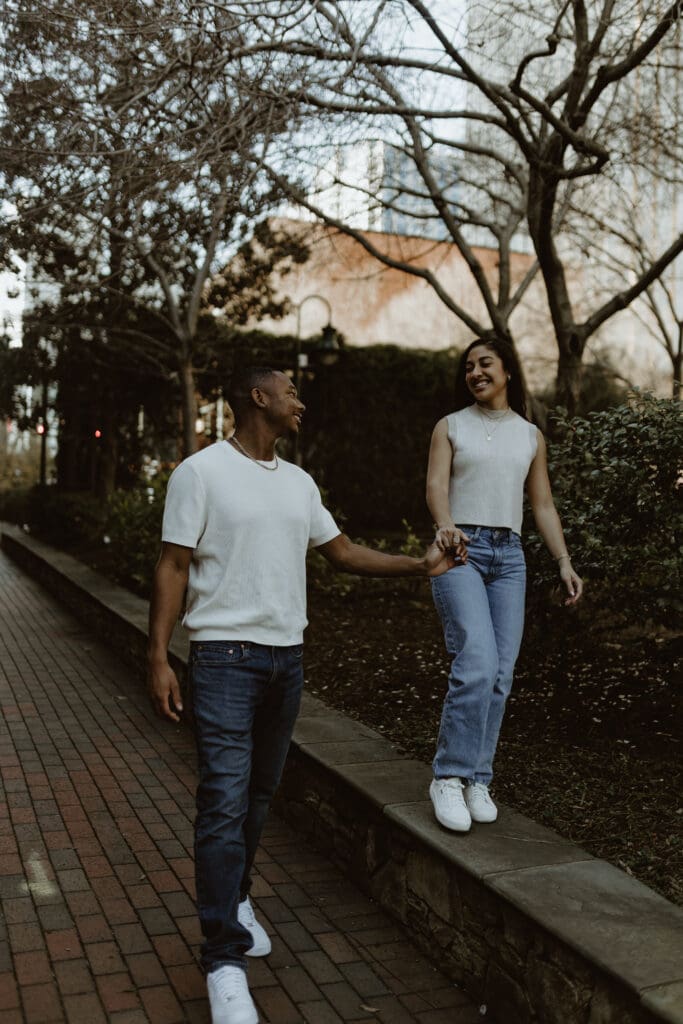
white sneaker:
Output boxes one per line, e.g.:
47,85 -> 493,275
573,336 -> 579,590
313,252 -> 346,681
207,965 -> 258,1024
465,782 -> 498,823
238,896 -> 271,957
429,778 -> 471,832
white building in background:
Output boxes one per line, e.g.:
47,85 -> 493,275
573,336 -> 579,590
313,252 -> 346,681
0,264 -> 25,348
306,140 -> 456,241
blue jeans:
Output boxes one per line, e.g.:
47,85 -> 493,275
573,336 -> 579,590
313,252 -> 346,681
189,640 -> 304,974
430,527 -> 526,785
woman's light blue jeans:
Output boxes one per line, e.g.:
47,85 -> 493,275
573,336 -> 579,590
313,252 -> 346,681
430,526 -> 526,785
189,640 -> 303,974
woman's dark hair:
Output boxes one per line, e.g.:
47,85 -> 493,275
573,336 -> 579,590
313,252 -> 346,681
453,335 -> 527,418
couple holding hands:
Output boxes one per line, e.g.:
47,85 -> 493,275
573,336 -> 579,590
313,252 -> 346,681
148,336 -> 581,1024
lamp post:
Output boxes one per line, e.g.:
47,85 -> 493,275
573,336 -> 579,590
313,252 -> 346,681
292,294 -> 340,466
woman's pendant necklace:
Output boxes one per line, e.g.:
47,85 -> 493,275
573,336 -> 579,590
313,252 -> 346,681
477,406 -> 510,442
229,435 -> 279,470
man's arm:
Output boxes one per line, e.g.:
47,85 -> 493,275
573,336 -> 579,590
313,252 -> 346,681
316,534 -> 454,577
148,542 -> 193,721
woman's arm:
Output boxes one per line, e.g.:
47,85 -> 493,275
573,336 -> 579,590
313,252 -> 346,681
526,431 -> 583,605
426,418 -> 469,558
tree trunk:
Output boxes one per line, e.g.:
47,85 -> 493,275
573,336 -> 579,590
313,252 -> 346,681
673,330 -> 682,400
97,422 -> 118,500
555,348 -> 584,415
180,355 -> 198,457
527,164 -> 586,419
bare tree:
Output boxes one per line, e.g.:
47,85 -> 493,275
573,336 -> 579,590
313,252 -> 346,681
1,0 -> 308,456
640,273 -> 683,399
243,0 -> 683,411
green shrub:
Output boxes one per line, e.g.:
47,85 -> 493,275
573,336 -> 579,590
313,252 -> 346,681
23,488 -> 106,548
525,392 -> 682,623
306,519 -> 429,599
0,486 -> 33,525
303,344 -> 460,531
3,477 -> 167,597
102,473 -> 168,593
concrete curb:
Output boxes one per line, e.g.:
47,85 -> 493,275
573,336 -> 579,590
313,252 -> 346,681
3,524 -> 682,1024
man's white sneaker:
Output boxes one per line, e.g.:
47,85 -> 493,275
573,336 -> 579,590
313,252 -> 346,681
207,965 -> 258,1024
465,782 -> 498,823
238,896 -> 272,957
429,778 -> 471,832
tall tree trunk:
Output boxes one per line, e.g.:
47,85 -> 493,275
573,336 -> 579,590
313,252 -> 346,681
97,411 -> 118,500
180,355 -> 198,457
528,161 -> 585,418
555,347 -> 584,414
673,327 -> 682,400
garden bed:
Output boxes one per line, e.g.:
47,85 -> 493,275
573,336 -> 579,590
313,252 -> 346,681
303,583 -> 682,905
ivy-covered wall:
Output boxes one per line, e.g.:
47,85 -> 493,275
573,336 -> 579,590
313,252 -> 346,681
301,344 -> 460,532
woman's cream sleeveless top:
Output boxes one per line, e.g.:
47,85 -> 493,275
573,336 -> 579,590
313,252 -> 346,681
446,405 -> 538,535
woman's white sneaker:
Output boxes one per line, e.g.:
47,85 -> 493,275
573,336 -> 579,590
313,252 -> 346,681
465,782 -> 498,823
429,778 -> 471,832
238,896 -> 272,957
207,965 -> 258,1024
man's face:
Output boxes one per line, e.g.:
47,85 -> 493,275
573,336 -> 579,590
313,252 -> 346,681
257,372 -> 305,435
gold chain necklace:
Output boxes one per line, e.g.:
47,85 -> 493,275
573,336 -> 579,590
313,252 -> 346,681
477,405 -> 510,442
229,435 -> 279,471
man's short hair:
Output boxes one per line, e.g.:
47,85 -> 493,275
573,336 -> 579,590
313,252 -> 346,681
228,366 -> 279,420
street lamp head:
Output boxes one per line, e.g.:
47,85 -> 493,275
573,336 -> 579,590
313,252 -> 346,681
317,323 -> 343,366
319,322 -> 341,352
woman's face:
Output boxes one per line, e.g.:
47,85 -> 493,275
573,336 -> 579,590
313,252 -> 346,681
465,345 -> 509,405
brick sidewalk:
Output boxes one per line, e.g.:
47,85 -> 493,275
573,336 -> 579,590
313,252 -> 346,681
0,549 -> 484,1024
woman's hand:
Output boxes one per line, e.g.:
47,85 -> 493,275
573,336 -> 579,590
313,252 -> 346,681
434,524 -> 470,563
425,542 -> 463,577
559,561 -> 583,605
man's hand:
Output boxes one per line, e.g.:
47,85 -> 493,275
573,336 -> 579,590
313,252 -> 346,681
148,659 -> 184,722
434,525 -> 470,562
424,541 -> 461,577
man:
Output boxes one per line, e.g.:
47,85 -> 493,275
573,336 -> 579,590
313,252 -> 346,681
148,367 -> 453,1024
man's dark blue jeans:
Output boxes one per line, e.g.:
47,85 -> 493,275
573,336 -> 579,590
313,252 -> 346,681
189,640 -> 304,974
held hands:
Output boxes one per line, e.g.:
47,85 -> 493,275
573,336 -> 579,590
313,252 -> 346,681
434,524 -> 470,564
559,561 -> 583,605
425,524 -> 470,577
424,541 -> 459,576
148,660 -> 184,722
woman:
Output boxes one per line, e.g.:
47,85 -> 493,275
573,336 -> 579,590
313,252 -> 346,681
426,336 -> 582,832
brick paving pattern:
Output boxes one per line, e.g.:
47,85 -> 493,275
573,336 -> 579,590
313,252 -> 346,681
0,550 -> 484,1023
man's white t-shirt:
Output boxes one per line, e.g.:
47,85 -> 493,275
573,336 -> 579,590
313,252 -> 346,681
162,441 -> 340,645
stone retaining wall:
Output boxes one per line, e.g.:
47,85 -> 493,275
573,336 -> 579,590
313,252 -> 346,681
3,524 -> 682,1024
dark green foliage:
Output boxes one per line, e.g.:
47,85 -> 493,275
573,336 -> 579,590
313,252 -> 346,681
1,478 -> 167,597
525,392 -> 682,621
536,361 -> 630,418
194,320 -> 304,398
1,488 -> 107,547
102,475 -> 169,592
301,345 -> 460,532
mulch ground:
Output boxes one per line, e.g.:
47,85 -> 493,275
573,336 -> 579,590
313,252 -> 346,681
303,582 -> 682,906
